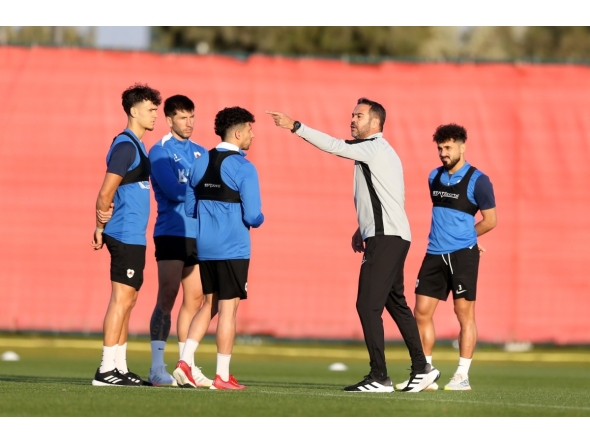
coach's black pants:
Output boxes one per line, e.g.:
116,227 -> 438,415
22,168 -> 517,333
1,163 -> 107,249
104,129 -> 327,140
356,235 -> 426,379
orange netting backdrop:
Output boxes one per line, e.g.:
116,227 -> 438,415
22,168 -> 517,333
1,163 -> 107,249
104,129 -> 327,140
1,46 -> 589,344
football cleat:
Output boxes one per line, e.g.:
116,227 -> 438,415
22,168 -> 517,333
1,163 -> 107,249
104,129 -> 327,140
92,368 -> 139,387
344,375 -> 394,392
148,365 -> 178,387
210,374 -> 246,390
444,374 -> 472,391
400,363 -> 441,392
395,379 -> 438,391
172,360 -> 197,388
124,368 -> 151,386
191,365 -> 213,388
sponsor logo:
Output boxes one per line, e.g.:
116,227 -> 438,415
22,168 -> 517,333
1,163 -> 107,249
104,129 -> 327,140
204,183 -> 221,188
456,284 -> 467,294
432,191 -> 459,199
177,169 -> 188,183
173,153 -> 182,162
127,269 -> 135,278
361,256 -> 367,265
139,181 -> 151,189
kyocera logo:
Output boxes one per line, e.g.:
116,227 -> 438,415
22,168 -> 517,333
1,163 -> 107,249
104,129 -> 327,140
204,183 -> 221,188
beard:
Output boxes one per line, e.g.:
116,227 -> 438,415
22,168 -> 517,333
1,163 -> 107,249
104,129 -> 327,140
351,123 -> 370,139
441,156 -> 460,171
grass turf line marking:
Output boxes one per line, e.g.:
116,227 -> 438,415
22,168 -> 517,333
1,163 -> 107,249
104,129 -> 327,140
0,338 -> 589,363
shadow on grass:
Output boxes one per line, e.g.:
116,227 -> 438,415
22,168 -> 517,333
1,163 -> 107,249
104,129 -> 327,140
0,374 -> 97,385
0,375 -> 344,390
240,380 -> 344,389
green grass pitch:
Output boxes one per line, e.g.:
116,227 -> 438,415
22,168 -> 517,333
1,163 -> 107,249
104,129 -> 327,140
1,334 -> 589,424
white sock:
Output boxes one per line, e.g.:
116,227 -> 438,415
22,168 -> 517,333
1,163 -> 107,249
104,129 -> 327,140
216,353 -> 231,381
456,357 -> 472,377
178,342 -> 185,359
115,342 -> 128,373
179,342 -> 195,367
151,340 -> 166,368
99,345 -> 117,373
180,339 -> 198,363
425,355 -> 433,365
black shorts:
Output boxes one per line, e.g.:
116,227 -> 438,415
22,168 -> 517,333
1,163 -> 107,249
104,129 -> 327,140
154,235 -> 198,266
103,234 -> 146,291
415,245 -> 480,301
199,259 -> 249,300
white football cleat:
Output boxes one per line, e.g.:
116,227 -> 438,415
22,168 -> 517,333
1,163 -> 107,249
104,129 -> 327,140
395,379 -> 438,391
444,374 -> 472,391
191,365 -> 213,387
400,364 -> 441,392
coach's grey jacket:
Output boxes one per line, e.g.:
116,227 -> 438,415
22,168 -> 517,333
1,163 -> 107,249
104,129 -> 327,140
294,124 -> 411,242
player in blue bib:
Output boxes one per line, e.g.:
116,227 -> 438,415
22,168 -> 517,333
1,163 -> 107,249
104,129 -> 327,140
91,83 -> 162,387
396,123 -> 497,392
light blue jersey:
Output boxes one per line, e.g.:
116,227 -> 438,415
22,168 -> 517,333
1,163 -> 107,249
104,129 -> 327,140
149,133 -> 207,238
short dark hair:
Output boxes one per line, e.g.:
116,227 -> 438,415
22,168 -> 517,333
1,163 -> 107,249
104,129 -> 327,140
164,95 -> 195,118
121,83 -> 162,116
357,97 -> 386,131
433,124 -> 467,144
214,106 -> 255,140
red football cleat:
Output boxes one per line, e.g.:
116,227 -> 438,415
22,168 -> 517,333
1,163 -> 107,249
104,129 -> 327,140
172,360 -> 197,388
210,374 -> 246,390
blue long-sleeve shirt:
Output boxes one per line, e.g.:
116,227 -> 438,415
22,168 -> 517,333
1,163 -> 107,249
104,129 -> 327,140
186,142 -> 264,260
149,133 -> 207,238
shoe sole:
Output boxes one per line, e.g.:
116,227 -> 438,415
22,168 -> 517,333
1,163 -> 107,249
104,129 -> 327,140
210,385 -> 246,390
396,383 -> 438,390
444,386 -> 472,391
172,368 -> 196,389
344,387 -> 394,393
91,380 -> 131,387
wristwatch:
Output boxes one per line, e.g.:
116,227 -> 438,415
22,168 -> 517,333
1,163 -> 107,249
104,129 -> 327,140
291,121 -> 301,133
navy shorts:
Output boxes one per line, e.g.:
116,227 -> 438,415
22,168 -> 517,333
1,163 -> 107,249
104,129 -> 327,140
104,234 -> 146,291
415,245 -> 480,301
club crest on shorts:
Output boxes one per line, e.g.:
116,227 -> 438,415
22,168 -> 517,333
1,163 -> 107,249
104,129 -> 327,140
127,269 -> 135,278
244,282 -> 248,292
415,279 -> 419,288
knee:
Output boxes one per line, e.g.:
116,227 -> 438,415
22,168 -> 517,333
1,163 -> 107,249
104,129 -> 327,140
455,309 -> 475,327
182,292 -> 204,310
414,309 -> 429,325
